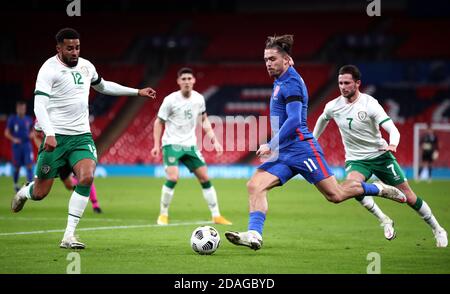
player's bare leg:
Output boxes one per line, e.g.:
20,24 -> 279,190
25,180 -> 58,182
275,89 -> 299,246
396,181 -> 447,247
62,175 -> 75,190
157,166 -> 179,225
348,171 -> 396,240
315,176 -> 406,203
194,166 -> 231,225
11,178 -> 54,212
60,159 -> 95,249
225,170 -> 279,250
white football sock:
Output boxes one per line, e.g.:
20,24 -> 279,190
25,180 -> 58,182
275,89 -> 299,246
416,200 -> 441,231
202,186 -> 220,217
24,182 -> 34,199
63,191 -> 89,240
357,196 -> 387,222
160,185 -> 174,216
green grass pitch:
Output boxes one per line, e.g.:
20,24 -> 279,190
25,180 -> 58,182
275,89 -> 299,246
1,176 -> 449,273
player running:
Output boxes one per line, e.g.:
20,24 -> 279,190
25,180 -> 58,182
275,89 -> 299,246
11,28 -> 156,249
313,65 -> 447,247
225,35 -> 406,251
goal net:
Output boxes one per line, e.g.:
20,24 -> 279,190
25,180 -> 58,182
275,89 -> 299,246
413,123 -> 450,180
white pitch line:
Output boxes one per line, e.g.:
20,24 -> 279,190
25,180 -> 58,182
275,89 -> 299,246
0,216 -> 150,223
0,220 -> 213,236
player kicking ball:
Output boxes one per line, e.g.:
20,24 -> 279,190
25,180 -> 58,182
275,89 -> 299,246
225,35 -> 407,251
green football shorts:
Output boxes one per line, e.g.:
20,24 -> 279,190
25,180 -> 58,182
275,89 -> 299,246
345,152 -> 407,186
35,133 -> 98,179
162,144 -> 206,172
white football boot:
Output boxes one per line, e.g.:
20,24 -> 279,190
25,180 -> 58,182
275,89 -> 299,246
373,181 -> 407,203
225,230 -> 263,250
433,228 -> 448,248
11,183 -> 30,213
60,235 -> 86,249
380,217 -> 396,240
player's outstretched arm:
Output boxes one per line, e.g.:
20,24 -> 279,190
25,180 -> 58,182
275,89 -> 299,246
138,87 -> 156,99
92,79 -> 156,99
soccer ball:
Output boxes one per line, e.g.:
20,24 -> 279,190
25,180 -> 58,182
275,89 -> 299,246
190,226 -> 220,255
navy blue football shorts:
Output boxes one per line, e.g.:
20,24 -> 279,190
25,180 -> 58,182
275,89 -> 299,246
258,139 -> 333,185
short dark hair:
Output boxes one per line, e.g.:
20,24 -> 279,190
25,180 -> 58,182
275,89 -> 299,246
338,65 -> 361,81
16,100 -> 26,106
55,28 -> 80,43
265,34 -> 294,56
177,67 -> 194,78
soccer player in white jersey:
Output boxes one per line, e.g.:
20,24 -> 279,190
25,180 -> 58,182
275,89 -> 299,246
313,65 -> 447,247
11,28 -> 156,249
151,67 -> 232,226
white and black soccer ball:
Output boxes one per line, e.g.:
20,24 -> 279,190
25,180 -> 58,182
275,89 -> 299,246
190,226 -> 220,255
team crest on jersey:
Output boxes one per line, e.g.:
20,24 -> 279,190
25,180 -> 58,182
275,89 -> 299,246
80,66 -> 89,77
357,111 -> 367,121
273,85 -> 280,98
168,157 -> 176,163
41,165 -> 51,175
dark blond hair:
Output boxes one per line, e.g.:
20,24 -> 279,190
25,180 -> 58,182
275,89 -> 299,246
265,34 -> 294,56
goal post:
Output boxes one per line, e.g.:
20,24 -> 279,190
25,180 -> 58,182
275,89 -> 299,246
413,123 -> 450,180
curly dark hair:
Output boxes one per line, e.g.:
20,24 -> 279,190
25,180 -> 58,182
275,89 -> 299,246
55,28 -> 80,43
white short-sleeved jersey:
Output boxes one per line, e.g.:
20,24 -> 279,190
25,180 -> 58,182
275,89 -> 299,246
34,55 -> 99,135
158,90 -> 206,147
323,93 -> 391,160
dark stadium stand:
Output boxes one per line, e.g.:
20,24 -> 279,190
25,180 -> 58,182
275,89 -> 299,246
99,63 -> 332,164
1,4 -> 450,168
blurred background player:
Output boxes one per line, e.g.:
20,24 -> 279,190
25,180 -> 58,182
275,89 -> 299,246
313,65 -> 447,247
151,67 -> 232,226
33,123 -> 103,213
225,35 -> 406,251
4,100 -> 34,192
419,125 -> 439,182
11,27 -> 156,249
